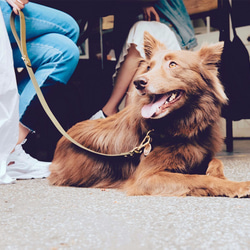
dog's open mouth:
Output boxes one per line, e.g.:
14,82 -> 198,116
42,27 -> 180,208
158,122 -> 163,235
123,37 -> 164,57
141,90 -> 184,119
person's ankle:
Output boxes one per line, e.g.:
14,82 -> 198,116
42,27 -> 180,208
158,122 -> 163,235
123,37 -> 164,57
102,108 -> 118,117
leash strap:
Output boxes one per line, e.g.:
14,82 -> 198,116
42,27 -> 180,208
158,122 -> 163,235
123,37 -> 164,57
10,10 -> 153,158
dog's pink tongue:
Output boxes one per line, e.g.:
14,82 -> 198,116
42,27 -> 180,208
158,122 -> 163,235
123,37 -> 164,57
141,95 -> 167,118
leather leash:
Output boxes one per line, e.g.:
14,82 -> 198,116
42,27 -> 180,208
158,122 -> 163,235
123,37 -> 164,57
10,10 -> 153,158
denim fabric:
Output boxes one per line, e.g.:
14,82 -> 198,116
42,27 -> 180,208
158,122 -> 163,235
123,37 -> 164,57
0,1 -> 79,122
155,0 -> 197,50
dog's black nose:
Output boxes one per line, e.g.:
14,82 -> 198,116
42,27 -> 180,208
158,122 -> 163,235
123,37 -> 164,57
134,77 -> 148,90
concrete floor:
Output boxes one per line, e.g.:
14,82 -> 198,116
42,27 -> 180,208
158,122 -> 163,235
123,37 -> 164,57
1,140 -> 250,250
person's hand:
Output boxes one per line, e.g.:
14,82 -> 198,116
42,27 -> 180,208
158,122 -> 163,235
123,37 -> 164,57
6,0 -> 29,15
143,6 -> 160,22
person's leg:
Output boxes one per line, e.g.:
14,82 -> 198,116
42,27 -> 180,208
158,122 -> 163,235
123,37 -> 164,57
17,123 -> 30,145
1,0 -> 79,125
13,32 -> 79,121
1,1 -> 79,44
8,32 -> 79,177
102,44 -> 141,116
1,1 -> 79,177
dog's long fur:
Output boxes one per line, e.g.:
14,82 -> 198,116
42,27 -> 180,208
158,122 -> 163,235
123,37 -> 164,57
49,32 -> 250,197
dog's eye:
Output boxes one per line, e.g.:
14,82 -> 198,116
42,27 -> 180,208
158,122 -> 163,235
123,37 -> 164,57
147,66 -> 151,71
169,61 -> 177,68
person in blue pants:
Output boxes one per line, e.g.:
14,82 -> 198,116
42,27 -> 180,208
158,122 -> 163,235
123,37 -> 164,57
0,0 -> 79,179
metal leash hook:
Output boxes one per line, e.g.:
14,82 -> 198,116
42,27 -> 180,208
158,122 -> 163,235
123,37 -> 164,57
128,130 -> 154,157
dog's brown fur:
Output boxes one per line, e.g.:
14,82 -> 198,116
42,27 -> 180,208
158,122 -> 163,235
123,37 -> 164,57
49,32 -> 250,197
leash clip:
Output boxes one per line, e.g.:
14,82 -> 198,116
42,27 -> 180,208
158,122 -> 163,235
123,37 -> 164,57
128,130 -> 154,157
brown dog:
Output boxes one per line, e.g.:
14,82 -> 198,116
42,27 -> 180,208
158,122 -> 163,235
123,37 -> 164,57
49,32 -> 250,197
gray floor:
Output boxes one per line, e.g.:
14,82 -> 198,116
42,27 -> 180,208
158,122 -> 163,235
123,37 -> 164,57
1,140 -> 250,250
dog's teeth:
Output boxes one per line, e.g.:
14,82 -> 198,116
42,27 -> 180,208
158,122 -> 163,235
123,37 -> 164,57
169,93 -> 177,102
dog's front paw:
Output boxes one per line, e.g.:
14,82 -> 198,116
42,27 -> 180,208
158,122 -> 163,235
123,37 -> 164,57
233,181 -> 250,198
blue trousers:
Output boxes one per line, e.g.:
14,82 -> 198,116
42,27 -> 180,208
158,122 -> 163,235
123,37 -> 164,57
0,1 -> 79,126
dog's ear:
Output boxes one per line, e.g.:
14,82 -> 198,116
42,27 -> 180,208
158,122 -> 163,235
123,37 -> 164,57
198,42 -> 228,104
144,31 -> 166,60
198,42 -> 224,70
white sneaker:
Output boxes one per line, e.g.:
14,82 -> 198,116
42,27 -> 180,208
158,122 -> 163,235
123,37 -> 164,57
6,141 -> 51,179
90,110 -> 106,120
